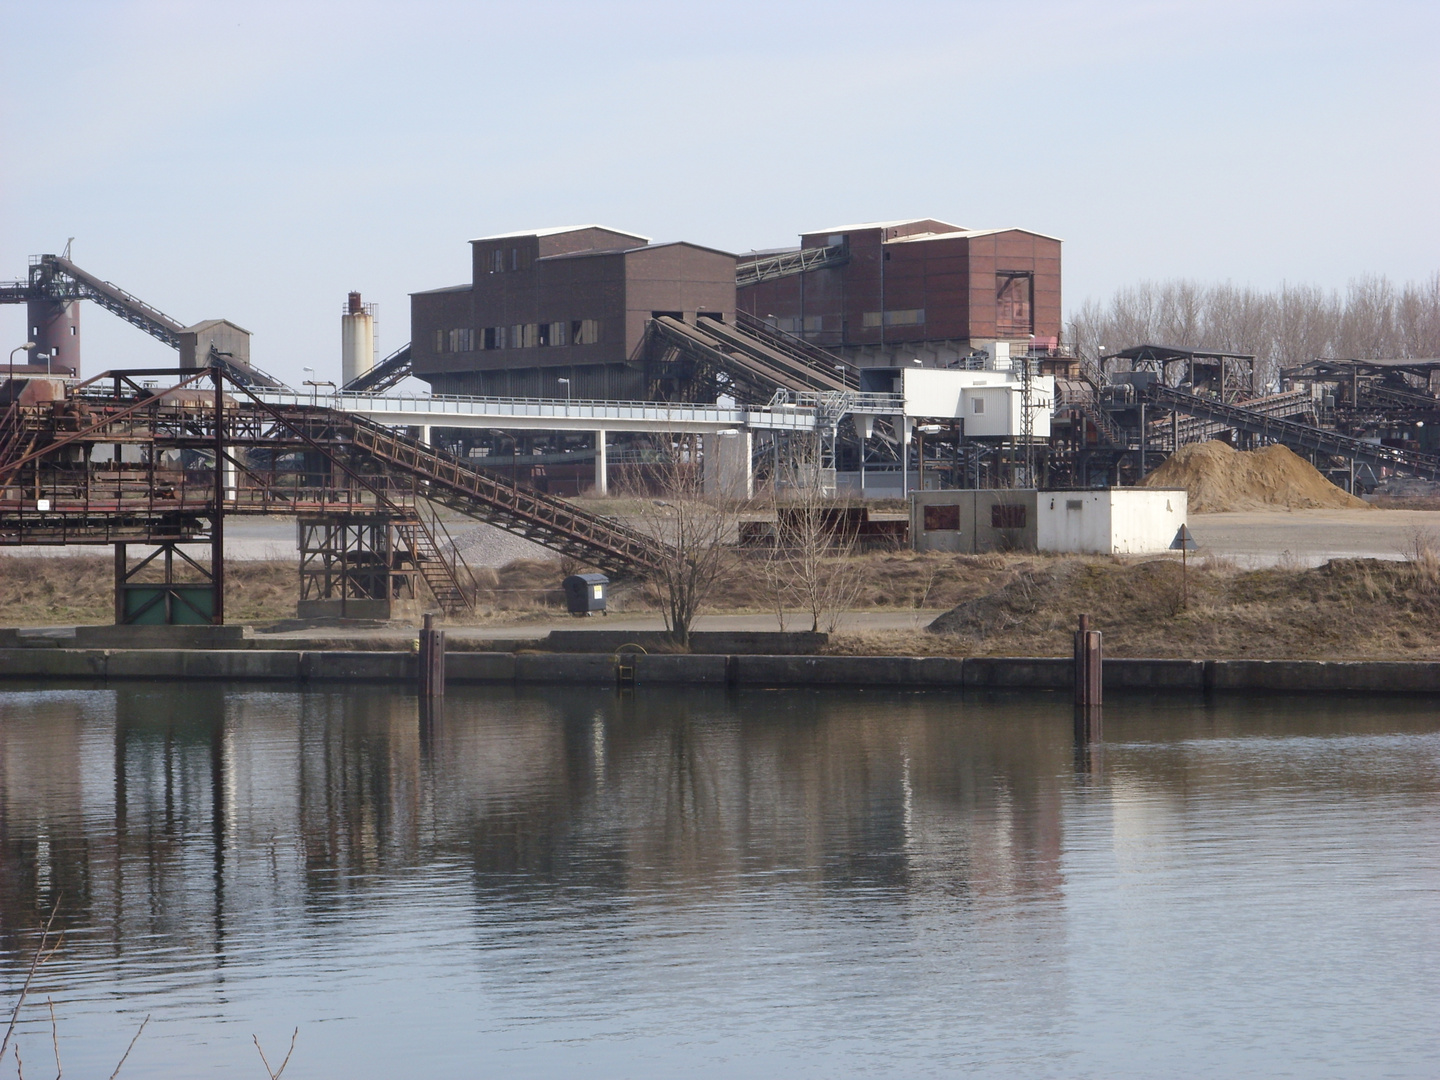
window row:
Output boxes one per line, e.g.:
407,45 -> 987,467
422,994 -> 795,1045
862,308 -> 926,328
486,247 -> 527,273
434,319 -> 602,354
767,315 -> 825,335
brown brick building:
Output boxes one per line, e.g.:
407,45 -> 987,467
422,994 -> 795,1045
737,218 -> 1062,366
411,226 -> 736,399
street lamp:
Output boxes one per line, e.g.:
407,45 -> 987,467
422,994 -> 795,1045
302,367 -> 315,405
303,378 -> 335,408
557,377 -> 571,403
8,341 -> 35,383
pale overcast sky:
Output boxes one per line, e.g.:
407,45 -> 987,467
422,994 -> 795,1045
2,0 -> 1436,384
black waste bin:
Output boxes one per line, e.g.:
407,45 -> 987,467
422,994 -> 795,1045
562,573 -> 609,616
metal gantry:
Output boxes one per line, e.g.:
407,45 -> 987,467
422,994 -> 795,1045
0,365 -> 684,623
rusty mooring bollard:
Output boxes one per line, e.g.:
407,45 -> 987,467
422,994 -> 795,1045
418,612 -> 446,698
1073,613 -> 1102,743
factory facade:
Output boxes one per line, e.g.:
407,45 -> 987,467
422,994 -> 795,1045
408,216 -> 1062,400
411,226 -> 736,399
737,219 -> 1063,366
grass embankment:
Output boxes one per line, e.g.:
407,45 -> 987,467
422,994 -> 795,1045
885,552 -> 1440,660
0,556 -> 298,627
6,550 -> 1440,661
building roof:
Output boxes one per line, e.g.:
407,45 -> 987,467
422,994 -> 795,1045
183,318 -> 252,335
889,227 -> 1065,244
410,283 -> 473,295
537,240 -> 736,262
468,224 -> 651,243
1106,344 -> 1254,362
804,218 -> 963,234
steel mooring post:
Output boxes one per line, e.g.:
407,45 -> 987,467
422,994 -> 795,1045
418,613 -> 445,698
1073,613 -> 1102,743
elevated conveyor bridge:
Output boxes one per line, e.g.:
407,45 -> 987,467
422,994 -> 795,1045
1145,383 -> 1440,480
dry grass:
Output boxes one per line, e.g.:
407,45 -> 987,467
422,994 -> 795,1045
913,553 -> 1440,660
9,546 -> 1440,662
0,556 -> 296,626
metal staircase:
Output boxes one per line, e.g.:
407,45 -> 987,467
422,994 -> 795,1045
344,414 -> 671,576
395,513 -> 473,613
1055,376 -> 1127,448
0,403 -> 40,471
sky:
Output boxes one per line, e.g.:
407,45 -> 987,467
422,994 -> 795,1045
2,0 -> 1436,386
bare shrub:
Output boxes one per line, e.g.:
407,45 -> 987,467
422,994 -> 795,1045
1403,527 -> 1440,593
766,433 -> 865,633
628,436 -> 732,646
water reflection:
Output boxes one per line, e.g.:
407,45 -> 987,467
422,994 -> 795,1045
0,685 -> 1435,1078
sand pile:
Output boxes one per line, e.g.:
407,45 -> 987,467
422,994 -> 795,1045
1140,440 -> 1369,512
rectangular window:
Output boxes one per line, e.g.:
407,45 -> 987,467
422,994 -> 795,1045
991,504 -> 1026,529
924,504 -> 960,531
971,397 -> 986,414
543,321 -> 567,346
997,272 -> 1033,337
510,248 -> 519,271
863,309 -> 926,328
509,323 -> 537,348
490,249 -> 504,273
434,329 -> 446,352
448,328 -> 474,352
572,319 -> 600,345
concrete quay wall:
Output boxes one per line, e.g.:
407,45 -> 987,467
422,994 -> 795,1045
2,649 -> 1440,694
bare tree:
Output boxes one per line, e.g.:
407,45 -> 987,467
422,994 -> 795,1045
1066,271 -> 1440,383
765,433 -> 863,634
629,435 -> 732,647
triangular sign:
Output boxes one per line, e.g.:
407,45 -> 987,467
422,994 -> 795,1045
1171,524 -> 1198,551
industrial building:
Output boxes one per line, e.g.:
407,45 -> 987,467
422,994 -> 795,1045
411,226 -> 737,400
736,218 -> 1063,368
408,216 -> 1063,398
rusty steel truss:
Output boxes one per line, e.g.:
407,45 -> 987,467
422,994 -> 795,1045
0,365 -> 672,622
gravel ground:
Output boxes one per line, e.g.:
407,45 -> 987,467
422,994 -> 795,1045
446,521 -> 558,568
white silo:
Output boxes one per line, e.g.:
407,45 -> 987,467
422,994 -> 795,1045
341,291 -> 375,386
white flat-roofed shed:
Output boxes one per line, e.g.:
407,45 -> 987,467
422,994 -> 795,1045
911,488 -> 1188,555
1036,489 -> 1188,555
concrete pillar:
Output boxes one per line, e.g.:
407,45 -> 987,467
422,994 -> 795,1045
703,430 -> 752,500
418,425 -> 431,446
900,416 -> 912,498
595,429 -> 608,495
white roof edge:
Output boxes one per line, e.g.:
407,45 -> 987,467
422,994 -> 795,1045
468,224 -> 652,242
802,218 -> 963,235
889,227 -> 1064,243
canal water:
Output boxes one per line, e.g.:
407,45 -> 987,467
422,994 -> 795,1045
0,684 -> 1435,1078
